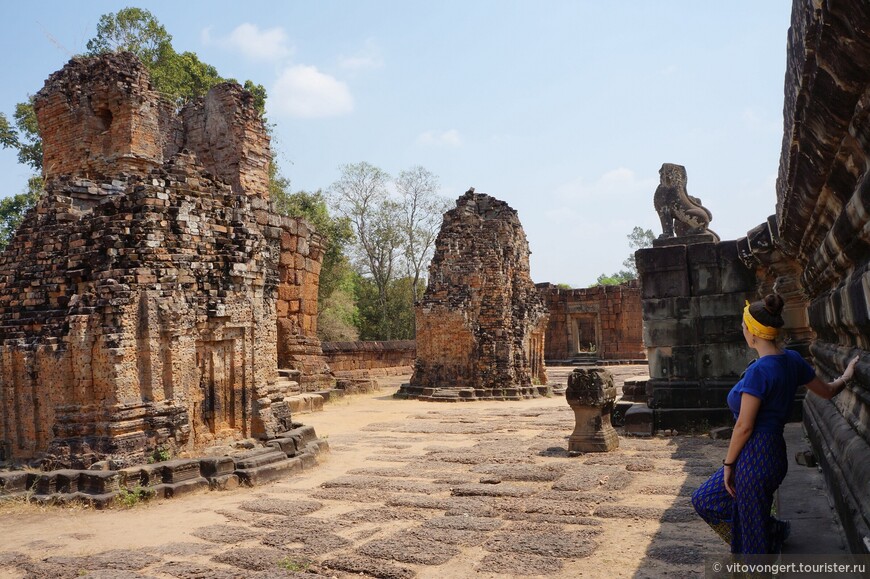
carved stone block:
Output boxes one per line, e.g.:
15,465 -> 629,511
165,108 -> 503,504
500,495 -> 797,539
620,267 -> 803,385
566,368 -> 618,453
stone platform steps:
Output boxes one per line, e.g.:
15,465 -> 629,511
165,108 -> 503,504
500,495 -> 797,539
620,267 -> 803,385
394,384 -> 553,401
546,357 -> 648,366
277,369 -> 381,415
0,425 -> 328,509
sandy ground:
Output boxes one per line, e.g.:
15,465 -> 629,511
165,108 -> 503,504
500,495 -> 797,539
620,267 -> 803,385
0,366 -> 730,578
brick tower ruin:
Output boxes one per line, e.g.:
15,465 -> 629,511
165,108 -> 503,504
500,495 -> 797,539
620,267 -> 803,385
397,190 -> 548,401
0,52 -> 331,468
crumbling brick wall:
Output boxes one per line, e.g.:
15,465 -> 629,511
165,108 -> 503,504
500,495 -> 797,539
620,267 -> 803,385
322,340 -> 416,375
0,52 -> 328,468
399,191 -> 548,400
538,281 -> 645,361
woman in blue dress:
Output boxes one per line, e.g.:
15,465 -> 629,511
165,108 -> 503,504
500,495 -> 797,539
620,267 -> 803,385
691,294 -> 859,554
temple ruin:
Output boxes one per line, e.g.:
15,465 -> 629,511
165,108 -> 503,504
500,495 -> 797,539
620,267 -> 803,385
397,190 -> 549,401
635,0 -> 870,553
0,52 -> 332,468
538,281 -> 645,363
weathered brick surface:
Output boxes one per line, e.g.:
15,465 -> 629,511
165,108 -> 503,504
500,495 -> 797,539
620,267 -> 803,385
322,340 -> 415,375
399,191 -> 547,400
0,53 -> 328,467
538,282 -> 645,361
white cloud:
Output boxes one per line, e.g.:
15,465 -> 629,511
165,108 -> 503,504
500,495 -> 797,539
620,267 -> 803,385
269,65 -> 354,119
416,129 -> 463,148
202,23 -> 292,61
339,39 -> 384,71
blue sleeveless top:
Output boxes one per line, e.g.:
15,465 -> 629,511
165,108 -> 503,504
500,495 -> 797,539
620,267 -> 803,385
727,349 -> 815,434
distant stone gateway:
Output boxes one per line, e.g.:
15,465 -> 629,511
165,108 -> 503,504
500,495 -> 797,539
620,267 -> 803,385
396,190 -> 549,401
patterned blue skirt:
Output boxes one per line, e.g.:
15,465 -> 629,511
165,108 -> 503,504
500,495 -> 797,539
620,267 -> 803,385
691,431 -> 788,554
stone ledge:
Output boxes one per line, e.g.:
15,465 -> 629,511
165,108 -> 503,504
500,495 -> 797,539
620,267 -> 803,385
0,426 -> 329,508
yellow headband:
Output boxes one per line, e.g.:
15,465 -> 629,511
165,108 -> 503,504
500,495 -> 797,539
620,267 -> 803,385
743,301 -> 778,340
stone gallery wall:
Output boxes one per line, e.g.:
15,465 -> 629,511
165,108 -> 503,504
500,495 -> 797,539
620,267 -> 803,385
538,281 -> 645,361
755,0 -> 870,553
0,53 -> 327,468
399,191 -> 548,400
322,340 -> 416,375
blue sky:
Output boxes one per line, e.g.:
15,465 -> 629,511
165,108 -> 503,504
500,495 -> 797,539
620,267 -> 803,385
0,1 -> 792,287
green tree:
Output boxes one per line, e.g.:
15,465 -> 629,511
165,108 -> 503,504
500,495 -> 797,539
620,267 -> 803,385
85,8 -> 266,111
0,99 -> 42,171
592,271 -> 634,286
396,166 -> 450,305
622,226 -> 656,277
329,162 -> 404,339
592,226 -> 656,286
148,45 -> 224,107
0,176 -> 41,249
86,7 -> 171,66
353,275 -> 416,341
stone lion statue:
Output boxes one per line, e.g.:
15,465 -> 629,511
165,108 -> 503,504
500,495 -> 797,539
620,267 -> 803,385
653,163 -> 719,241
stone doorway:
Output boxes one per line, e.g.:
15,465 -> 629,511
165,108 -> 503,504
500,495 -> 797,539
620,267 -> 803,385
196,340 -> 242,439
571,313 -> 600,356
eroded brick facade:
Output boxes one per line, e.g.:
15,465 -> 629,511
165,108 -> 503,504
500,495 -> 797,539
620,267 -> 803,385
0,53 -> 329,468
398,191 -> 548,401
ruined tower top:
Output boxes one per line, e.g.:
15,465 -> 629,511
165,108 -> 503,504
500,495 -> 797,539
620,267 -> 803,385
35,52 -> 174,180
401,190 -> 549,399
34,51 -> 271,198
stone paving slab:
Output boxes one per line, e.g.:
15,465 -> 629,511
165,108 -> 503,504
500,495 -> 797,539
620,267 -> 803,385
0,367 -> 853,578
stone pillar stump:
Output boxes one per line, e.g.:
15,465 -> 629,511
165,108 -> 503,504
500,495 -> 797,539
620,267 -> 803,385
566,367 -> 619,453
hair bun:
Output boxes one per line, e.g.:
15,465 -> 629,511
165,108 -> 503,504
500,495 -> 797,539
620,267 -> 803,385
763,294 -> 784,316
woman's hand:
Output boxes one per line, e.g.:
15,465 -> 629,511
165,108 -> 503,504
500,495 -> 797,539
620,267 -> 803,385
723,465 -> 736,498
842,355 -> 859,381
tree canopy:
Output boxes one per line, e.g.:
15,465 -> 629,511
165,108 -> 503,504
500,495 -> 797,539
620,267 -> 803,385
591,226 -> 656,286
85,7 -> 265,112
0,99 -> 41,171
86,7 -> 171,66
0,177 -> 40,250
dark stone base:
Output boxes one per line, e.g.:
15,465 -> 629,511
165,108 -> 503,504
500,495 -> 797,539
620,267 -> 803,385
612,400 -> 634,427
568,428 -> 619,453
623,404 -> 655,436
652,233 -> 719,247
804,395 -> 870,554
0,424 -> 329,508
654,407 -> 734,432
393,383 -> 551,401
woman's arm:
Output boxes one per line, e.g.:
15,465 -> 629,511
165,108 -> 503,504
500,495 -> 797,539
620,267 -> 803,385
723,392 -> 761,498
805,355 -> 859,400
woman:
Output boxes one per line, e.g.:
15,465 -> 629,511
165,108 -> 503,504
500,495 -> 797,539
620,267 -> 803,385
691,294 -> 859,554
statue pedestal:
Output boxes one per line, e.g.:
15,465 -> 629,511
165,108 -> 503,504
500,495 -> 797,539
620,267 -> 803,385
566,368 -> 619,453
652,233 -> 718,247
